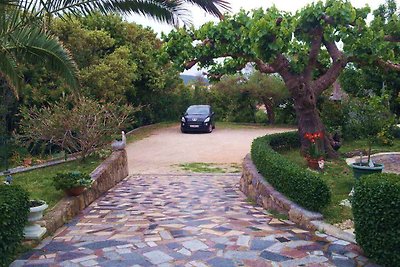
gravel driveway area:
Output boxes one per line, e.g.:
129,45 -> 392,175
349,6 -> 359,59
126,124 -> 292,174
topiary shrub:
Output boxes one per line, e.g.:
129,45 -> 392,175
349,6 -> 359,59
352,173 -> 400,266
251,131 -> 331,211
0,185 -> 30,267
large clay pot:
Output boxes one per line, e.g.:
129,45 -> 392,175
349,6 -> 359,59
24,200 -> 48,240
65,186 -> 86,196
351,162 -> 384,179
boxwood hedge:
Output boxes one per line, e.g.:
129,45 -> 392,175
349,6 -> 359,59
0,185 -> 30,267
353,173 -> 400,266
251,131 -> 331,211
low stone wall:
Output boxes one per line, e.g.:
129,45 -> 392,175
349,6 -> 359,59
240,154 -> 323,229
42,150 -> 128,234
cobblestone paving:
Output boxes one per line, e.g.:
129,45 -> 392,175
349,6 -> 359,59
14,174 -> 377,267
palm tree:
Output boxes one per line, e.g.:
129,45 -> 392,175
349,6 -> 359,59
0,0 -> 230,95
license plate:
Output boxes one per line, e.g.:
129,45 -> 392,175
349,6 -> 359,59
189,125 -> 200,128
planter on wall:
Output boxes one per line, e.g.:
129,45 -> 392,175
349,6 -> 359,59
351,163 -> 384,179
24,200 -> 48,240
65,186 -> 86,196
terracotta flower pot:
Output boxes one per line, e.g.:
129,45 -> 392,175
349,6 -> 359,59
65,186 -> 86,196
306,157 -> 324,170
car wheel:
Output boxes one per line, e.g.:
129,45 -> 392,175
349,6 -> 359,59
181,128 -> 186,133
207,124 -> 213,133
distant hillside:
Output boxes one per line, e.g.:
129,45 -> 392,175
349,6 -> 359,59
180,75 -> 209,85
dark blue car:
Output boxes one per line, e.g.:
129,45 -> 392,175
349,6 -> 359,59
181,105 -> 215,133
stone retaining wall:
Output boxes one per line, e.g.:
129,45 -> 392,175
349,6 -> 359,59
240,154 -> 323,229
42,150 -> 128,234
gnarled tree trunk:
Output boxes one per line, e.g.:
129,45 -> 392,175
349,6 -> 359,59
291,82 -> 338,158
262,97 -> 275,124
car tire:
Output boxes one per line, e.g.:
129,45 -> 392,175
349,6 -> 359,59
207,124 -> 213,133
181,128 -> 186,133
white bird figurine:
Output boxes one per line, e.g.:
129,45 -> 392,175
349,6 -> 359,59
111,131 -> 126,151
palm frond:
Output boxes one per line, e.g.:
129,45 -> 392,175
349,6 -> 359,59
8,25 -> 78,89
0,51 -> 19,96
108,0 -> 187,25
184,0 -> 230,19
31,0 -> 229,25
36,0 -> 184,24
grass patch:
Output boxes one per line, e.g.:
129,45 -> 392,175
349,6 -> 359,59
12,156 -> 102,209
176,162 -> 241,173
245,197 -> 257,206
280,138 -> 400,224
126,122 -> 175,143
339,139 -> 400,155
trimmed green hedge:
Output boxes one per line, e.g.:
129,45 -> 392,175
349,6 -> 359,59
0,185 -> 30,267
353,173 -> 400,266
251,131 -> 331,211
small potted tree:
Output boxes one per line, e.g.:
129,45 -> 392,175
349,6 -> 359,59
53,171 -> 92,196
349,96 -> 394,179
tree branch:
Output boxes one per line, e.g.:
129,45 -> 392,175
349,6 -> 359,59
254,59 -> 276,73
384,35 -> 400,42
304,27 -> 323,81
312,39 -> 347,96
271,54 -> 294,83
376,58 -> 400,71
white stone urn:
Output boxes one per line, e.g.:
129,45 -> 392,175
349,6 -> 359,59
24,200 -> 48,240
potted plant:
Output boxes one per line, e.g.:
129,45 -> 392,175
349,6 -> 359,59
304,131 -> 325,170
348,96 -> 394,179
24,199 -> 48,239
53,171 -> 92,196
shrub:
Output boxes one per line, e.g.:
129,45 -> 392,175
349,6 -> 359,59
53,171 -> 92,190
251,131 -> 331,211
320,99 -> 346,135
255,110 -> 268,124
343,96 -> 395,142
352,173 -> 400,266
0,185 -> 30,267
274,99 -> 296,125
393,125 -> 400,139
19,96 -> 135,159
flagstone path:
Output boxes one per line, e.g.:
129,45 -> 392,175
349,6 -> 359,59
14,174 -> 377,267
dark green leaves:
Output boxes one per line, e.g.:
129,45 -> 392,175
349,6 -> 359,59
0,185 -> 30,267
353,173 -> 400,266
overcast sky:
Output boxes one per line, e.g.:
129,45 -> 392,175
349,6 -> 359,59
126,0 -> 399,75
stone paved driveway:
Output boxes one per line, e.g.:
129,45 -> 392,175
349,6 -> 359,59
14,174 -> 375,267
